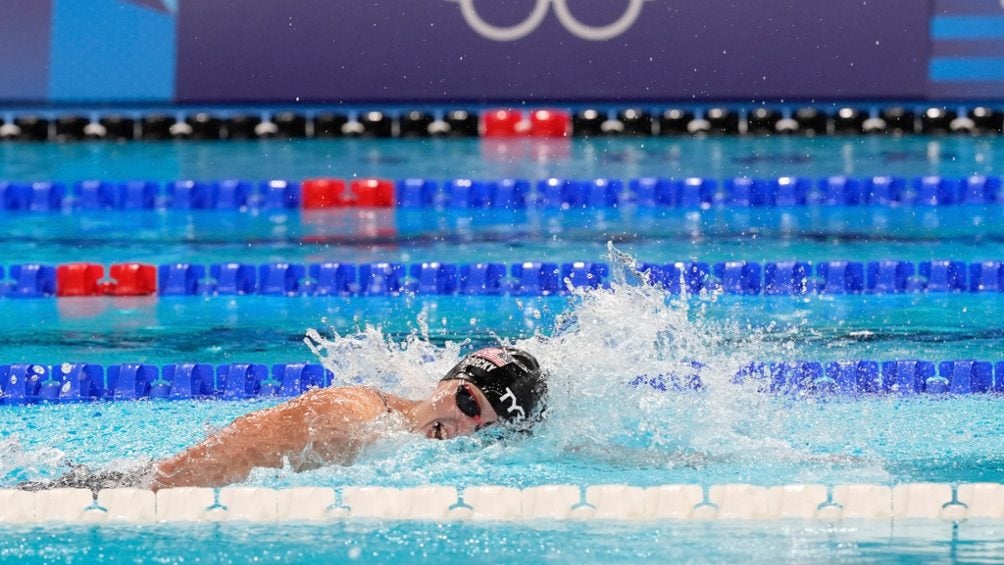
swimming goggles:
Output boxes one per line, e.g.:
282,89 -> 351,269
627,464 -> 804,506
455,383 -> 484,427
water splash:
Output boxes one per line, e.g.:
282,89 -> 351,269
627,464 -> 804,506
0,244 -> 895,489
0,435 -> 70,483
304,320 -> 466,400
302,244 -> 877,480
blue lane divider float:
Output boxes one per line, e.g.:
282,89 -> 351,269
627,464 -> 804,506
402,175 -> 1002,208
1,175 -> 1003,212
639,259 -> 1004,295
4,259 -> 1004,298
0,265 -> 57,297
635,359 -> 1004,395
0,180 -> 300,211
2,359 -> 1002,405
1,260 -> 610,298
0,362 -> 335,404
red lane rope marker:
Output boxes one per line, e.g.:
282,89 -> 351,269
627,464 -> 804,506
529,109 -> 571,138
56,263 -> 157,296
104,264 -> 157,296
56,263 -> 105,297
350,179 -> 395,208
301,178 -> 349,209
483,109 -> 526,137
302,178 -> 395,209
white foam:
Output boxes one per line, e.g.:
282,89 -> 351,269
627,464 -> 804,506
302,245 -> 828,479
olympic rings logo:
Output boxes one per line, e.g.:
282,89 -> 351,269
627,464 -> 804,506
444,0 -> 652,42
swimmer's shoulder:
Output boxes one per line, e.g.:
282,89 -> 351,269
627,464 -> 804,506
297,385 -> 398,419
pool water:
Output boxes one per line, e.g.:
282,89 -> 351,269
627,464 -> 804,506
4,520 -> 1004,564
3,391 -> 1004,487
0,136 -> 997,182
1,134 -> 1003,563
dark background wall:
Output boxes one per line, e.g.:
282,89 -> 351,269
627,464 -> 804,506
2,0 -> 1003,104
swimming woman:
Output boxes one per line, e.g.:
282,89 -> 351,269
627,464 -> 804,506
19,347 -> 547,491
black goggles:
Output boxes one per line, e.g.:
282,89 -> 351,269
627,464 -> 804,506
455,383 -> 482,422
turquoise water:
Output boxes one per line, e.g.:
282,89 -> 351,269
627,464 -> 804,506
1,294 -> 1004,364
0,136 -> 997,182
1,136 -> 1004,563
3,207 -> 1004,265
3,394 -> 1004,487
1,521 -> 1003,564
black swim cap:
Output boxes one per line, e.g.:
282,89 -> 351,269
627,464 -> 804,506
441,347 -> 547,426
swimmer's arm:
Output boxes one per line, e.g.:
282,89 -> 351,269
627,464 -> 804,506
151,387 -> 386,489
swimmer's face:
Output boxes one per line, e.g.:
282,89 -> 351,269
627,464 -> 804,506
415,379 -> 499,440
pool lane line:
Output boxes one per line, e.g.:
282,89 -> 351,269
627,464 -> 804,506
2,174 -> 1004,212
3,105 -> 1003,142
1,359 -> 1003,404
1,483 -> 1002,522
5,259 -> 1004,298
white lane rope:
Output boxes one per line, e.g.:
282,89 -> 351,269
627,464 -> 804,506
1,483 -> 1002,523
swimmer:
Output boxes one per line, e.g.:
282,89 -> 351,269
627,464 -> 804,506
17,347 -> 547,491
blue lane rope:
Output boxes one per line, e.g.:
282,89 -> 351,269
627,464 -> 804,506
0,175 -> 1002,211
4,259 -> 1004,298
1,359 -> 1002,405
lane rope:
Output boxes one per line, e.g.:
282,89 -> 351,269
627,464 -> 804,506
0,174 -> 1002,211
3,259 -> 1004,298
1,359 -> 1002,404
4,105 -> 1001,141
1,483 -> 1001,523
